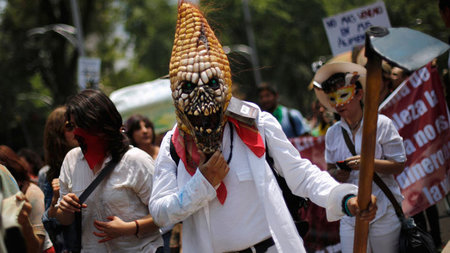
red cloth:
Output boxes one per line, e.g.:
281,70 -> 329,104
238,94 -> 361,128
172,128 -> 228,204
227,118 -> 265,158
171,118 -> 265,205
73,128 -> 107,170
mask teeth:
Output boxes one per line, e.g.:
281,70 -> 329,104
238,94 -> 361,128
170,2 -> 232,149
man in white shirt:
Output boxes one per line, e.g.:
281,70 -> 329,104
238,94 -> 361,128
150,2 -> 377,252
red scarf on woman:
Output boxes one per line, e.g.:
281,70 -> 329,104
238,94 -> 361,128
73,128 -> 107,170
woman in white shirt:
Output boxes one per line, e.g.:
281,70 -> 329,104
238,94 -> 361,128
51,89 -> 162,253
314,62 -> 406,253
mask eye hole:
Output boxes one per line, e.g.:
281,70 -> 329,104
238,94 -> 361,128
207,78 -> 220,90
182,81 -> 196,93
340,93 -> 349,98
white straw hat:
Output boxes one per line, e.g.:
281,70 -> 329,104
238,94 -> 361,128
313,62 -> 366,112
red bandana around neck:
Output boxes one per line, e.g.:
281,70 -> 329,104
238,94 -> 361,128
171,117 -> 265,205
73,128 -> 107,170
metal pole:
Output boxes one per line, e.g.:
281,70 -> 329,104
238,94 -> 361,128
242,0 -> 262,86
70,0 -> 85,56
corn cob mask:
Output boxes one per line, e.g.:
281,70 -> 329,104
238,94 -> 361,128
169,2 -> 232,154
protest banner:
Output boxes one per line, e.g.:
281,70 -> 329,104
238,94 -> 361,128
379,62 -> 450,216
322,1 -> 391,56
290,65 -> 449,251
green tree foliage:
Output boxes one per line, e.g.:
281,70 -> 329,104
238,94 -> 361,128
194,0 -> 330,112
0,0 -> 447,152
0,0 -> 119,151
111,0 -> 177,87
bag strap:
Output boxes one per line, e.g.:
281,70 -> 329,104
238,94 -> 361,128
287,109 -> 299,137
78,160 -> 118,204
340,127 -> 405,219
169,136 -> 180,167
341,127 -> 356,156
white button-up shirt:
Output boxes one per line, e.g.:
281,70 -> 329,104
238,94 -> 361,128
150,106 -> 358,253
59,147 -> 162,253
325,114 -> 407,224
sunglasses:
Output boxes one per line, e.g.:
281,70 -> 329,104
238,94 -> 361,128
65,121 -> 75,131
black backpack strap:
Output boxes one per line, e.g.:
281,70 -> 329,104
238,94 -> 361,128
287,109 -> 299,137
169,135 -> 180,167
266,140 -> 308,215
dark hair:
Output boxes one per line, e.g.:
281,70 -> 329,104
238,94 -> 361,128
44,106 -> 76,183
125,114 -> 156,145
0,145 -> 30,186
257,82 -> 278,96
65,89 -> 129,164
321,73 -> 363,94
17,148 -> 43,176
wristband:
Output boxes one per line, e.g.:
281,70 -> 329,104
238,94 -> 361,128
134,220 -> 139,237
342,194 -> 356,217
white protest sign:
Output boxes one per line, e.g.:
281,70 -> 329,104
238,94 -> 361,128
322,1 -> 391,56
78,57 -> 101,90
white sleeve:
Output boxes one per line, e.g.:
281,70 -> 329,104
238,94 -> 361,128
261,112 -> 357,221
57,152 -> 72,204
379,116 -> 407,162
149,131 -> 217,227
126,150 -> 155,205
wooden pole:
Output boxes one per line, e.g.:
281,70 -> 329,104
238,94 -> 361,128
352,28 -> 384,253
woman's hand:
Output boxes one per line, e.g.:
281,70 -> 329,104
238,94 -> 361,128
51,178 -> 60,203
16,194 -> 41,253
16,194 -> 33,229
345,155 -> 361,170
59,193 -> 86,213
48,179 -> 61,218
328,167 -> 351,183
93,216 -> 135,243
346,195 -> 377,221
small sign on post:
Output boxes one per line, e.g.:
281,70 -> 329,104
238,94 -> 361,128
78,57 -> 101,90
322,1 -> 391,56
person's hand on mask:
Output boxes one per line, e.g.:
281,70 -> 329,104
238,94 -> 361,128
199,150 -> 229,187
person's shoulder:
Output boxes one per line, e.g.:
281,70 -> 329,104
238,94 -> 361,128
377,114 -> 395,127
324,122 -> 342,148
326,121 -> 341,133
26,183 -> 44,199
65,147 -> 83,161
124,146 -> 153,162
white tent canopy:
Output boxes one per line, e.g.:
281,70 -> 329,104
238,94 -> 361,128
110,78 -> 176,134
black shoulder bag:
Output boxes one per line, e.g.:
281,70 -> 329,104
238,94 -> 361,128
69,160 -> 118,252
341,127 -> 436,253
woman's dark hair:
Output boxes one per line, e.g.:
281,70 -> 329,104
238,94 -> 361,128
0,145 -> 30,187
44,106 -> 76,183
125,114 -> 156,145
17,148 -> 43,176
65,89 -> 129,163
321,72 -> 363,94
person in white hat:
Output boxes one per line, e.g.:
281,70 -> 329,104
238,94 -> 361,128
314,62 -> 406,253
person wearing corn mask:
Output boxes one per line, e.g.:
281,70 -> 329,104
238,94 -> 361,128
149,2 -> 377,252
314,62 -> 406,253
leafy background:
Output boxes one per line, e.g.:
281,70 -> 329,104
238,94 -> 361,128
0,0 -> 447,154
